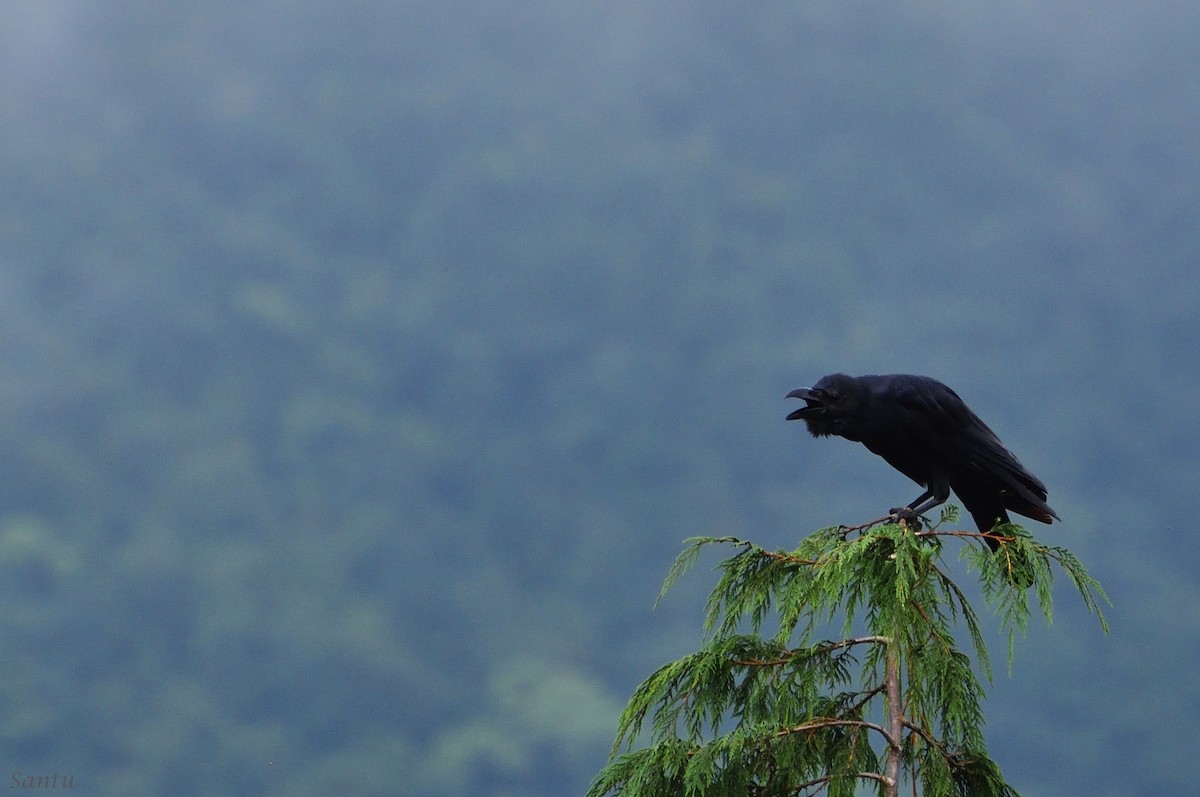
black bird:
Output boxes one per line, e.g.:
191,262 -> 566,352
785,373 -> 1058,549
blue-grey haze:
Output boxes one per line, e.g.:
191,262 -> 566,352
0,1 -> 1196,794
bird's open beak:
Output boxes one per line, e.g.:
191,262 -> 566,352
785,387 -> 820,420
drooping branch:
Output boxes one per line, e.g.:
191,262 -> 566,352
772,718 -> 896,749
783,770 -> 895,794
733,634 -> 890,665
903,720 -> 952,761
757,548 -> 821,567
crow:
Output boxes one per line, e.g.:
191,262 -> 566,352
785,373 -> 1058,554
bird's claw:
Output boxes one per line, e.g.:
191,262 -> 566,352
888,507 -> 924,530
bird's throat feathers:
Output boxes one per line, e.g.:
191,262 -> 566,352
803,414 -> 860,441
805,419 -> 836,439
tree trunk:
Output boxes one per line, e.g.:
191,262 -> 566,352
884,638 -> 902,797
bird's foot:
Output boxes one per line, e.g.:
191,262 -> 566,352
888,507 -> 924,530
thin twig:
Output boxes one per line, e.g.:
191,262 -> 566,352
838,515 -> 895,534
916,528 -> 1015,546
845,682 -> 887,715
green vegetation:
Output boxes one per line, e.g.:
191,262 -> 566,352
591,512 -> 1106,796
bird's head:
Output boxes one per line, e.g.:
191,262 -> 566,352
785,373 -> 864,440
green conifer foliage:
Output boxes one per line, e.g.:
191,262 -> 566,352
589,508 -> 1106,797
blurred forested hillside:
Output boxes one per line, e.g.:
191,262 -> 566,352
0,1 -> 1197,795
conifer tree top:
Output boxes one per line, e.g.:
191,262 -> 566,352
590,509 -> 1107,797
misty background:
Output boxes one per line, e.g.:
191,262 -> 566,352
0,1 -> 1197,795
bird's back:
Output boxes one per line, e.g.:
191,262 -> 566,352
853,374 -> 1056,525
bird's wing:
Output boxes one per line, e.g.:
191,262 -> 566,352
889,377 -> 1056,520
